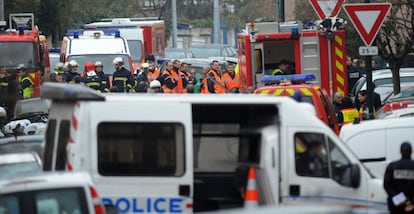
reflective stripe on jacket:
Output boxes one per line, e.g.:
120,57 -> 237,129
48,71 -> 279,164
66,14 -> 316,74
340,108 -> 359,124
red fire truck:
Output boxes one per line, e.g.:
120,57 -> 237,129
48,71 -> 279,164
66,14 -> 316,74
237,21 -> 347,96
83,18 -> 165,72
0,13 -> 50,97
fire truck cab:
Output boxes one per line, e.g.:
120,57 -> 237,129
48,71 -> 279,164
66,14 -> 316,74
237,21 -> 347,96
255,74 -> 340,135
0,13 -> 50,97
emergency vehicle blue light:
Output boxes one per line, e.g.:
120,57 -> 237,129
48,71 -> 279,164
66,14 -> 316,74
73,31 -> 79,38
157,57 -> 170,65
291,27 -> 299,39
103,29 -> 121,37
18,26 -> 24,35
261,74 -> 316,84
41,82 -> 105,102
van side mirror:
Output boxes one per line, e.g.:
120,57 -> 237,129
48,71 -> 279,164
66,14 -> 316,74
339,164 -> 360,188
104,204 -> 119,214
350,164 -> 361,188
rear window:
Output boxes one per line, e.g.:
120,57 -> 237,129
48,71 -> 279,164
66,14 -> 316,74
98,122 -> 185,176
0,188 -> 88,214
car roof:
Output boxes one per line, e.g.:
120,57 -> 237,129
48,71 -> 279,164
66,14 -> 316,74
0,134 -> 44,145
340,116 -> 414,141
189,43 -> 233,48
0,152 -> 39,164
383,107 -> 414,119
0,172 -> 93,193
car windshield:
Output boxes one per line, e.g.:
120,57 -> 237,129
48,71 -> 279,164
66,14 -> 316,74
0,42 -> 36,68
127,40 -> 143,62
15,99 -> 49,118
165,51 -> 187,59
189,47 -> 221,58
68,54 -> 131,76
0,162 -> 41,179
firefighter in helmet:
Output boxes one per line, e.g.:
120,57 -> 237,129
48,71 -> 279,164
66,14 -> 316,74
111,57 -> 134,93
65,60 -> 80,83
81,61 -> 102,92
95,61 -> 110,92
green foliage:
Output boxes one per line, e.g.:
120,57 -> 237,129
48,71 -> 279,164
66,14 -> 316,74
189,18 -> 213,28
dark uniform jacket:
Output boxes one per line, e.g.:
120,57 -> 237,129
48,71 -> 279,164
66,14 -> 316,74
384,157 -> 414,213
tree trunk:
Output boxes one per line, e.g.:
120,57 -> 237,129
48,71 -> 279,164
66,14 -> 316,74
391,63 -> 401,95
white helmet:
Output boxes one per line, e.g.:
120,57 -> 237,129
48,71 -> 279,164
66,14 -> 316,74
4,119 -> 31,134
113,57 -> 124,65
141,63 -> 149,69
149,80 -> 161,88
24,122 -> 47,135
69,60 -> 78,67
95,61 -> 103,67
0,107 -> 6,118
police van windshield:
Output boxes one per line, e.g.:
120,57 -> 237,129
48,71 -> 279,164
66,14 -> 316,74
0,42 -> 36,68
127,40 -> 143,62
68,54 -> 131,76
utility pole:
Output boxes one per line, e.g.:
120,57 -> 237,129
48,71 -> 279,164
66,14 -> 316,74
171,0 -> 178,48
364,0 -> 374,119
0,0 -> 4,21
275,0 -> 285,23
213,0 -> 220,44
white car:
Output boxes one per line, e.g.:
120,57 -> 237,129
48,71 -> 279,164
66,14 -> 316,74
350,68 -> 414,100
0,172 -> 108,214
0,152 -> 42,179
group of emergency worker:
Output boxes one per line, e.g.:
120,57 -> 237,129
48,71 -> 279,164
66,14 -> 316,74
51,58 -> 242,94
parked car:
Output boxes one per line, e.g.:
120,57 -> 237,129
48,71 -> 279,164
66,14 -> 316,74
0,152 -> 42,179
350,68 -> 414,100
0,134 -> 44,156
165,48 -> 195,59
0,172 -> 108,214
188,44 -> 237,58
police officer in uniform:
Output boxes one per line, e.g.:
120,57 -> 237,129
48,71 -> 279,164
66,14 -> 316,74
384,142 -> 414,214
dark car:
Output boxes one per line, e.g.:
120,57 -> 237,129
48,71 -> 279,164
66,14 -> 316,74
188,44 -> 237,58
165,48 -> 195,59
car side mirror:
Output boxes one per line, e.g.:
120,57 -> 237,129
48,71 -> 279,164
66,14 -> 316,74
104,204 -> 119,214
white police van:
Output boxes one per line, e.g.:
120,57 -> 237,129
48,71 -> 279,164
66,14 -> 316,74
41,82 -> 388,213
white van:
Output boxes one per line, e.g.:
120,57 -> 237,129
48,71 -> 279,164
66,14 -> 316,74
61,30 -> 133,76
340,117 -> 414,178
41,82 -> 387,213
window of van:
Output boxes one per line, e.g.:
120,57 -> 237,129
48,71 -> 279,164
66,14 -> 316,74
193,123 -> 261,172
97,122 -> 185,176
295,133 -> 355,187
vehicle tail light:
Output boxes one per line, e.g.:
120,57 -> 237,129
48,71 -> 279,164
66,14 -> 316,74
89,186 -> 106,214
402,101 -> 408,108
392,102 -> 401,110
383,103 -> 391,112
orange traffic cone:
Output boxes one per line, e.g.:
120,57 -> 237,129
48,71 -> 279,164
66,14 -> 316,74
244,167 -> 259,208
